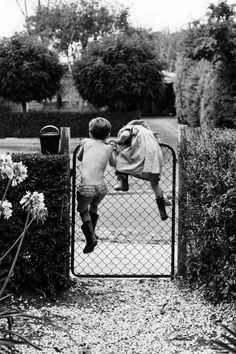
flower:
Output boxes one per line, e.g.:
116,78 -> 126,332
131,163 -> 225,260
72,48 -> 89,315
0,154 -> 14,180
20,191 -> 48,223
0,200 -> 13,219
0,154 -> 28,186
12,161 -> 28,186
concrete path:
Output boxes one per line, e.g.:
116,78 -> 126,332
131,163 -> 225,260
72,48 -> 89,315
72,241 -> 173,277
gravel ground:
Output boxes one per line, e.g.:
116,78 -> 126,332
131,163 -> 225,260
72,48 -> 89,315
5,279 -> 236,354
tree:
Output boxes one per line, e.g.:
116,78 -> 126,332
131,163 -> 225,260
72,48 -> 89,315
175,1 -> 236,127
152,30 -> 185,72
180,1 -> 236,64
72,33 -> 165,111
29,0 -> 130,71
15,0 -> 31,34
0,34 -> 64,112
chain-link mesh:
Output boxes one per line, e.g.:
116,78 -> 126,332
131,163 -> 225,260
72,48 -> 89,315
71,143 -> 176,278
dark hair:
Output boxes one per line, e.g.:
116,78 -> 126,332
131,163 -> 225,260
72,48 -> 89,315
89,117 -> 111,139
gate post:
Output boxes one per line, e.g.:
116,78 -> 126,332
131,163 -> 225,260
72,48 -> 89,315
60,127 -> 71,155
177,125 -> 188,277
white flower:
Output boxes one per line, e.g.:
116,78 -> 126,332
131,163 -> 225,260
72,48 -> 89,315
0,154 -> 27,185
0,200 -> 13,219
20,191 -> 48,223
0,154 -> 14,180
12,161 -> 28,186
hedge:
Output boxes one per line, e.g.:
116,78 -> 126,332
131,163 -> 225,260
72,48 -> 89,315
179,129 -> 236,303
0,110 -> 141,138
0,153 -> 71,297
175,56 -> 236,128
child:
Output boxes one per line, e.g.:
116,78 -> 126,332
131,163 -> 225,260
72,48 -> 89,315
111,119 -> 170,221
77,117 -> 117,253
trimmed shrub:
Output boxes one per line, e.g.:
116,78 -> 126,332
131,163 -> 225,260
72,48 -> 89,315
0,153 -> 71,297
179,128 -> 236,303
175,57 -> 212,127
0,110 -> 141,138
201,63 -> 236,128
174,56 -> 192,124
175,55 -> 236,128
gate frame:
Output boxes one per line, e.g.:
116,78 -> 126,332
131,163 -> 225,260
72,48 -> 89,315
71,142 -> 177,279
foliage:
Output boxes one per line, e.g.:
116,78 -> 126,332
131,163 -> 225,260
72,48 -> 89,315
152,30 -> 185,72
73,33 -> 165,111
200,61 -> 236,128
0,153 -> 71,297
173,56 -> 194,125
29,0 -> 130,70
0,34 -> 64,111
0,110 -> 140,138
0,296 -> 41,352
179,128 -> 236,303
175,55 -> 236,128
0,154 -> 47,351
175,1 -> 236,128
180,2 -> 236,64
212,322 -> 236,353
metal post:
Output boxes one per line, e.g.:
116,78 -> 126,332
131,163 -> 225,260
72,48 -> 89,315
177,125 -> 188,277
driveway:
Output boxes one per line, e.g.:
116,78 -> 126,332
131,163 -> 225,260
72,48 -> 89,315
145,116 -> 178,151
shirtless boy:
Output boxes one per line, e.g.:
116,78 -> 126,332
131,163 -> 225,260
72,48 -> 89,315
77,117 -> 116,253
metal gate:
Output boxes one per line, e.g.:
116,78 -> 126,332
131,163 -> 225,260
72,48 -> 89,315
71,141 -> 177,278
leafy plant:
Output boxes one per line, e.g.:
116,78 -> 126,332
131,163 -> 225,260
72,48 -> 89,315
73,33 -> 165,111
179,129 -> 236,302
212,322 -> 236,353
0,293 -> 41,351
0,34 -> 64,111
0,153 -> 47,351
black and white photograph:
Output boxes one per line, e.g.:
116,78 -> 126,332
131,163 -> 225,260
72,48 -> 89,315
0,0 -> 235,353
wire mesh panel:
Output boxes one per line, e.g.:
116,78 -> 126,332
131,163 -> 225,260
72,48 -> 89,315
71,142 -> 176,278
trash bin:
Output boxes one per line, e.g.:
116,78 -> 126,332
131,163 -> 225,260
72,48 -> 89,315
39,125 -> 60,154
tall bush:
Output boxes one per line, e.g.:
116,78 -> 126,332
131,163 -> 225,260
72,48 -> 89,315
174,56 -> 195,125
176,1 -> 236,128
179,129 -> 236,302
201,63 -> 236,128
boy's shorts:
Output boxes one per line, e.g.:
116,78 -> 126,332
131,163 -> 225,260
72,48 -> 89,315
77,184 -> 108,212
